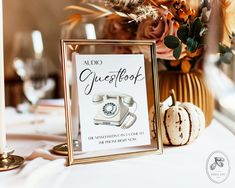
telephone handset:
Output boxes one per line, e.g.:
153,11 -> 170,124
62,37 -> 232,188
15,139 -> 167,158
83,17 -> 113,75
92,92 -> 137,129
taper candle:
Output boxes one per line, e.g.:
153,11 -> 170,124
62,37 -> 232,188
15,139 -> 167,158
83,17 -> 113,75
0,0 -> 6,154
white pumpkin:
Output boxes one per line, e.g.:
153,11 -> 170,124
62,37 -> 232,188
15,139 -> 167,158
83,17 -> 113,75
160,90 -> 205,146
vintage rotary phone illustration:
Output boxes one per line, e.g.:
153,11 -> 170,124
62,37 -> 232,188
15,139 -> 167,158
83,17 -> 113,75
92,92 -> 137,129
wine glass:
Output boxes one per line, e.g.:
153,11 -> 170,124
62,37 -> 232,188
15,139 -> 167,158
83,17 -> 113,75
23,58 -> 55,107
12,30 -> 55,111
60,22 -> 104,151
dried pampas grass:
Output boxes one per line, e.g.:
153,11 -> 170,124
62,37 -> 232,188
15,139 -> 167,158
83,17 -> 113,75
129,5 -> 158,22
107,0 -> 144,7
105,0 -> 145,13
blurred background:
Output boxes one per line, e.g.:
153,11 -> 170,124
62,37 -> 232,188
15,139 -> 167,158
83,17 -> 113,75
2,0 -> 235,128
3,0 -> 78,106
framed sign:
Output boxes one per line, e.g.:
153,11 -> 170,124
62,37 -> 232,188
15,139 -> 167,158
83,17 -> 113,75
60,40 -> 162,165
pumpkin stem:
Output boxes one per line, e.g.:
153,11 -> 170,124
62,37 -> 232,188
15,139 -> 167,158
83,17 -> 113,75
170,89 -> 177,106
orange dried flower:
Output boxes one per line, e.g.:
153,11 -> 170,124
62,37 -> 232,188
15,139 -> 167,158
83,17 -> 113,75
187,48 -> 203,58
173,21 -> 180,29
167,12 -> 174,20
181,59 -> 191,73
171,0 -> 197,22
170,60 -> 181,67
178,9 -> 188,20
150,0 -> 173,6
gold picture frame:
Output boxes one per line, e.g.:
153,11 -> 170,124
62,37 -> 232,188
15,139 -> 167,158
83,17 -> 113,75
60,39 -> 162,165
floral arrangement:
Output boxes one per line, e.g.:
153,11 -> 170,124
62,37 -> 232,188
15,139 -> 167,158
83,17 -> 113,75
65,0 -> 235,73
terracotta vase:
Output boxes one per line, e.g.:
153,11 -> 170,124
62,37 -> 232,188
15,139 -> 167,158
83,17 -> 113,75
158,70 -> 214,127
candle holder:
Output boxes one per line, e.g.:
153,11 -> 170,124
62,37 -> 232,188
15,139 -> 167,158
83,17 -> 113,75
0,149 -> 24,171
52,143 -> 68,155
52,141 -> 80,155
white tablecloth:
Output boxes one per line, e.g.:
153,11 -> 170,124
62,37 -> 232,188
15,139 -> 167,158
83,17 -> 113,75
0,107 -> 235,188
